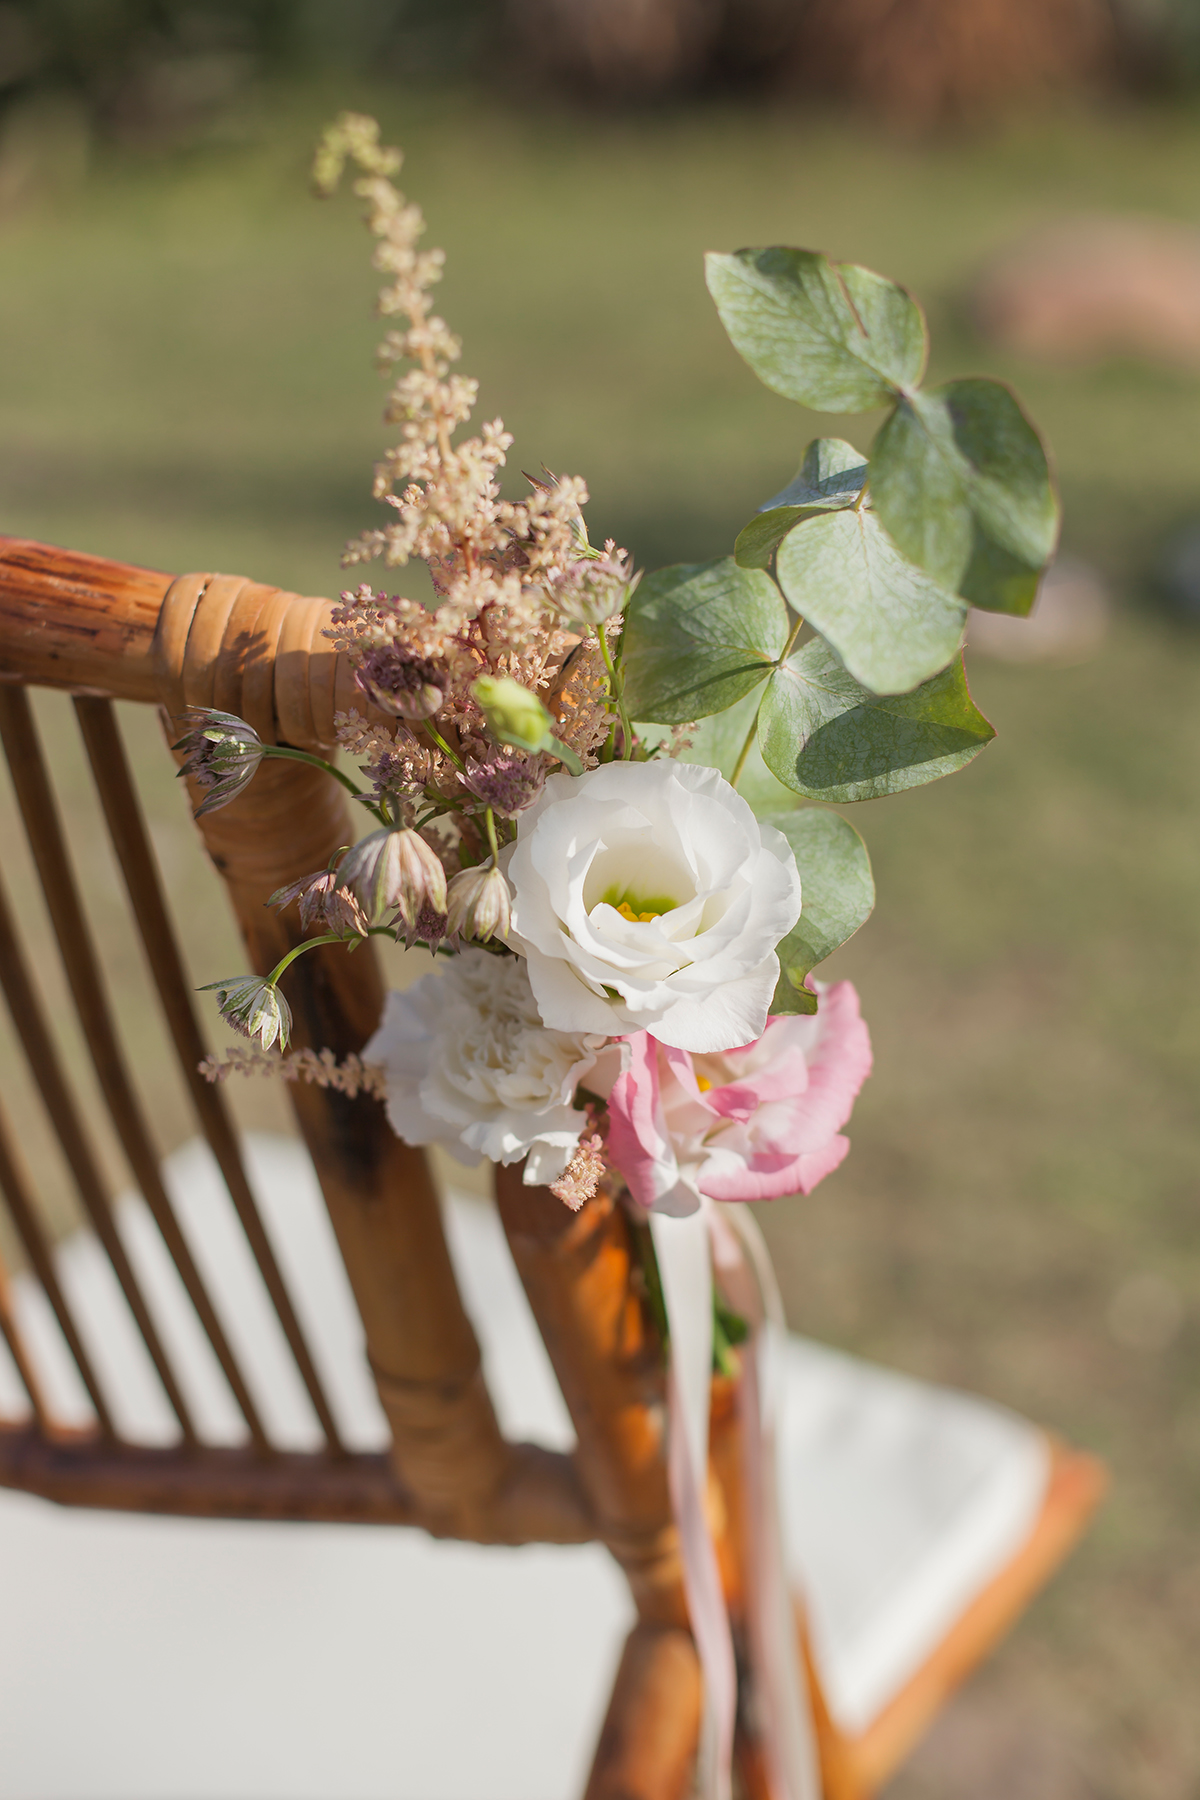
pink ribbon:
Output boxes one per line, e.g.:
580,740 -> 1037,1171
649,1204 -> 820,1800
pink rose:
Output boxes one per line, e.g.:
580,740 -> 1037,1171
605,982 -> 872,1215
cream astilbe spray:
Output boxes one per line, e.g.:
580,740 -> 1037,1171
312,110 -> 631,894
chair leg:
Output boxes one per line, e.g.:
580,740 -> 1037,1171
494,1166 -> 704,1795
585,1624 -> 703,1800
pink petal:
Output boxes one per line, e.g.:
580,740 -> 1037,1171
700,1134 -> 850,1202
607,1032 -> 679,1210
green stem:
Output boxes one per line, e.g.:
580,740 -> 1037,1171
594,623 -> 635,760
779,612 -> 806,662
265,933 -> 346,986
484,806 -> 501,864
549,734 -> 584,776
261,744 -> 365,801
263,919 -> 399,984
424,721 -> 467,773
729,712 -> 760,791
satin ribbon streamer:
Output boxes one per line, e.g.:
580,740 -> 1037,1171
649,1204 -> 821,1800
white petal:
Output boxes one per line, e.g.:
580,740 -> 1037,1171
649,955 -> 781,1053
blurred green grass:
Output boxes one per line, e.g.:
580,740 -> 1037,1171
1,79 -> 1199,1798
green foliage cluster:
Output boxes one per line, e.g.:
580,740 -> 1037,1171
622,247 -> 1058,1014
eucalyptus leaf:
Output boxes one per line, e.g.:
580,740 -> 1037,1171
735,437 -> 869,569
758,638 -> 994,802
776,509 -> 966,695
761,438 -> 870,512
678,690 -> 802,815
870,378 -> 1059,615
622,557 -> 788,724
706,248 -> 927,413
735,507 -> 806,571
767,809 -> 875,1014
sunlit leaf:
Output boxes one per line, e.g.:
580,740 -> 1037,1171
871,378 -> 1059,615
622,557 -> 788,724
776,509 -> 966,695
768,809 -> 875,1014
706,247 -> 927,412
758,638 -> 994,802
734,438 -> 869,569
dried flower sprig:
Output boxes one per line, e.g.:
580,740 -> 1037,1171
200,1044 -> 387,1100
550,1131 -> 607,1212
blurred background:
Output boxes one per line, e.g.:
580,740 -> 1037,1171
0,2 -> 1199,1795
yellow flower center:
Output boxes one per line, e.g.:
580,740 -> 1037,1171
603,885 -> 678,922
696,1074 -> 713,1092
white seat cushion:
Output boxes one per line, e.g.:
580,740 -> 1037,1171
0,1135 -> 1048,1797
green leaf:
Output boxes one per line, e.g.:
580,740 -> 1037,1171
735,507 -> 807,572
622,557 -> 788,724
767,809 -> 875,1014
734,438 -> 868,570
761,438 -> 871,512
677,690 -> 802,815
757,637 -> 994,803
775,509 -> 966,695
870,378 -> 1059,615
705,248 -> 927,413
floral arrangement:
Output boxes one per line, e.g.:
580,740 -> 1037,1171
184,114 -> 1057,1796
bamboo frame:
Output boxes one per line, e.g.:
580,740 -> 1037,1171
0,533 -> 1103,1799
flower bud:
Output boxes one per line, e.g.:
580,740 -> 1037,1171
552,552 -> 640,628
445,861 -> 512,944
472,675 -> 555,755
459,748 -> 545,818
324,884 -> 370,939
200,975 -> 292,1052
173,708 -> 264,816
339,827 -> 447,928
269,869 -> 368,939
355,643 -> 445,720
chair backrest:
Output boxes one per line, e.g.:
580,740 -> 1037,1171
0,537 -> 588,1535
0,533 -> 782,1798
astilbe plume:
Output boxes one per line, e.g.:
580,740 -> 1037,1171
313,112 -> 631,882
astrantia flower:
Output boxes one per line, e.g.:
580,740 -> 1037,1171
363,949 -> 609,1185
505,760 -> 801,1054
269,869 -> 368,939
199,975 -> 292,1052
459,746 -> 546,818
604,983 -> 872,1216
445,861 -> 512,943
173,709 -> 264,815
355,642 -> 446,720
339,826 -> 447,927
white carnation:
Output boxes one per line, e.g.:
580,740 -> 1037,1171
363,949 -> 607,1185
505,759 -> 802,1054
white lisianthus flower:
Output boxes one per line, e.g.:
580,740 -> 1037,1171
505,760 -> 802,1054
363,949 -> 609,1185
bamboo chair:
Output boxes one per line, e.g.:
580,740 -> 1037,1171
0,534 -> 1105,1800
